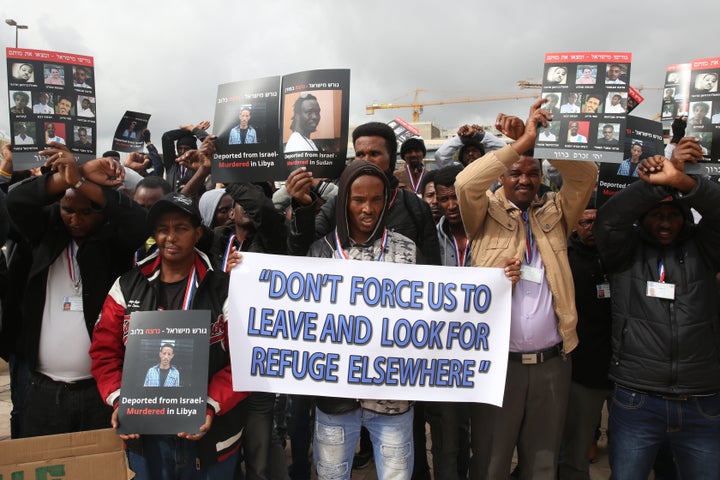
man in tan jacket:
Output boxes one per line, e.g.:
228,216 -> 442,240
455,100 -> 597,480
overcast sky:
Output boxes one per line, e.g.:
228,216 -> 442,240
3,0 -> 719,150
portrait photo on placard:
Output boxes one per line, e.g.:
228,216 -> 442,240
545,65 -> 568,85
10,61 -> 35,83
693,71 -> 719,93
44,63 -> 65,86
575,65 -> 597,86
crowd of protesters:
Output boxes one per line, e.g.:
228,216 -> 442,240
0,98 -> 718,480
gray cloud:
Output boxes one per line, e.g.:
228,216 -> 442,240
2,0 -> 719,151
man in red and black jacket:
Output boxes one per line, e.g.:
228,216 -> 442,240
90,192 -> 249,479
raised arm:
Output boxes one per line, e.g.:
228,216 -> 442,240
456,100 -> 549,239
180,135 -> 215,197
434,124 -> 506,168
161,121 -> 210,170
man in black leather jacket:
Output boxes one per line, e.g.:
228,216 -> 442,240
594,138 -> 720,480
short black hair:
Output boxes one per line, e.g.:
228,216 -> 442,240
352,122 -> 398,171
290,93 -> 318,131
136,176 -> 172,195
160,343 -> 174,352
420,169 -> 437,194
694,102 -> 710,114
433,165 -> 464,188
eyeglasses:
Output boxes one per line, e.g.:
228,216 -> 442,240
578,219 -> 595,227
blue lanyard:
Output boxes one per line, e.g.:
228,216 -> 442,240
181,266 -> 198,310
521,210 -> 534,264
221,234 -> 242,272
658,259 -> 666,283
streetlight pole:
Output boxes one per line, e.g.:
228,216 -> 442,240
5,19 -> 29,48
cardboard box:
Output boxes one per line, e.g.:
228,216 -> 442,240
0,428 -> 132,479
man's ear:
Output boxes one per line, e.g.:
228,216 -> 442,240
498,174 -> 505,186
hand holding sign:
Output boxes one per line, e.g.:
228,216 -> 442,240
670,137 -> 703,167
285,167 -> 314,206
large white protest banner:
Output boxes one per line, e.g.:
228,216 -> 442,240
228,252 -> 511,406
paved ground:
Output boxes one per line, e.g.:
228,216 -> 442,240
0,359 -> 613,478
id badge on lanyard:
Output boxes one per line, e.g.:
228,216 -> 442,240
647,259 -> 675,300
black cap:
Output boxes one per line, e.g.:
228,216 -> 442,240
400,136 -> 426,158
148,192 -> 201,227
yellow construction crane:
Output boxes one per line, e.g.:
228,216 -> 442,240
518,79 -> 665,119
518,79 -> 663,93
517,80 -> 543,90
366,88 -> 538,122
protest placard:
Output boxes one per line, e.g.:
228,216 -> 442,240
6,48 -> 96,169
387,117 -> 420,146
228,252 -> 511,407
534,52 -> 632,164
212,69 -> 350,183
686,56 -> 720,172
626,86 -> 643,114
118,310 -> 210,435
661,63 -> 691,125
112,111 -> 151,152
596,115 -> 664,208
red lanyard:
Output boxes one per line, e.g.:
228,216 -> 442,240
334,228 -> 388,261
405,165 -> 425,194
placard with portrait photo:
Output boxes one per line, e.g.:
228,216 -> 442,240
212,69 -> 350,183
686,57 -> 720,169
6,47 -> 96,168
387,117 -> 421,146
112,111 -> 151,153
661,63 -> 691,126
595,116 -> 664,208
118,310 -> 211,435
535,51 -> 631,164
626,87 -> 644,114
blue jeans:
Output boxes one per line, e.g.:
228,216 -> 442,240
314,407 -> 413,480
609,384 -> 720,480
127,436 -> 238,480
